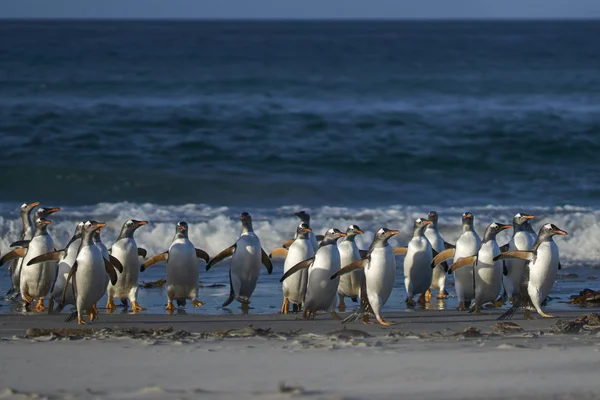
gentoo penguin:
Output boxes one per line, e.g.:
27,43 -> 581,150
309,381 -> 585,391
332,228 -> 399,325
107,219 -> 148,312
206,212 -> 273,309
62,221 -> 119,324
424,211 -> 453,299
1,208 -> 60,311
403,218 -> 434,305
92,227 -> 124,296
502,213 -> 536,303
141,221 -> 209,311
495,223 -> 567,320
336,224 -> 364,311
280,228 -> 346,319
281,223 -> 313,314
7,201 -> 39,298
278,211 -> 323,251
450,222 -> 512,313
432,212 -> 481,310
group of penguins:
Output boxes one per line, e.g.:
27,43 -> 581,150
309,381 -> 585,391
0,203 -> 567,325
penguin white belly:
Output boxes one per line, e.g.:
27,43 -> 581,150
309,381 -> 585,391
474,242 -> 503,305
453,232 -> 480,303
503,231 -> 534,299
166,240 -> 199,300
50,241 -> 79,305
337,241 -> 362,298
365,246 -> 396,318
75,247 -> 107,312
20,235 -> 56,298
404,237 -> 433,298
95,242 -> 110,293
304,246 -> 340,312
527,242 -> 559,310
108,238 -> 140,301
230,233 -> 262,299
425,228 -> 447,291
282,239 -> 312,305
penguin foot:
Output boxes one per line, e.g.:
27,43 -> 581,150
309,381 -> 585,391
338,296 -> 346,312
302,309 -> 315,320
237,296 -> 250,304
436,291 -> 448,299
417,294 -> 427,304
192,300 -> 204,308
87,307 -> 98,322
22,294 -> 33,304
492,300 -> 505,308
166,301 -> 176,311
131,301 -> 146,311
330,311 -> 342,320
35,299 -> 47,312
538,311 -> 554,318
106,298 -> 117,310
77,315 -> 87,325
361,315 -> 373,324
406,298 -> 416,307
457,303 -> 468,311
281,298 -> 290,314
376,316 -> 393,326
424,289 -> 433,302
509,297 -> 518,305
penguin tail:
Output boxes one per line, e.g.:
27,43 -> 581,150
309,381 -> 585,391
497,301 -> 519,321
65,311 -> 78,323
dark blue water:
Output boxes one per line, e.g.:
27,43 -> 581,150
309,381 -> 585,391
1,20 -> 600,207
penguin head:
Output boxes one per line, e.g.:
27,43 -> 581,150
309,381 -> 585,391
34,217 -> 51,228
240,212 -> 253,232
20,201 -> 39,215
461,212 -> 474,231
320,228 -> 346,245
482,222 -> 512,242
119,219 -> 149,239
294,210 -> 310,224
375,228 -> 399,243
413,218 -> 433,236
427,211 -> 439,226
83,220 -> 106,235
513,213 -> 534,227
175,221 -> 189,239
539,223 -> 567,239
296,223 -> 312,239
346,224 -> 364,236
63,222 -> 85,249
35,206 -> 60,220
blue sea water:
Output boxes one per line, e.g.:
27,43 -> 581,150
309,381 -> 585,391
0,20 -> 599,316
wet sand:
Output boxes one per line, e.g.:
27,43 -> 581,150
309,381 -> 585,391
1,309 -> 600,399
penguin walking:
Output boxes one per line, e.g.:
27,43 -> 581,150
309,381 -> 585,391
332,228 -> 399,325
280,228 -> 346,319
425,211 -> 453,299
502,213 -> 536,303
336,225 -> 365,311
495,223 -> 567,320
432,212 -> 481,310
402,218 -> 434,305
272,210 -> 322,256
281,223 -> 313,314
141,221 -> 209,311
449,222 -> 512,313
92,226 -> 124,298
206,212 -> 273,309
62,221 -> 119,324
107,219 -> 148,312
7,201 -> 39,299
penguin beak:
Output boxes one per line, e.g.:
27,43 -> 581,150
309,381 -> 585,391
552,228 -> 567,235
524,215 -> 535,220
178,225 -> 186,231
428,212 -> 436,218
338,233 -> 347,237
136,221 -> 149,226
355,229 -> 364,234
388,230 -> 399,236
95,222 -> 107,229
303,227 -> 312,233
423,220 -> 433,226
41,220 -> 51,225
28,201 -> 40,210
501,224 -> 512,230
46,207 -> 61,214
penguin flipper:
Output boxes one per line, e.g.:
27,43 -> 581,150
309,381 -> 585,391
141,252 -> 168,272
282,240 -> 294,249
280,257 -> 314,283
316,235 -> 325,242
269,248 -> 288,258
62,262 -> 78,305
108,255 -> 124,273
493,251 -> 534,262
206,245 -> 236,271
359,250 -> 368,258
0,248 -> 27,266
432,248 -> 455,268
222,271 -> 235,307
26,250 -> 65,266
104,258 -> 119,285
450,256 -> 477,272
443,241 -> 455,249
331,259 -> 367,280
195,248 -> 210,263
393,247 -> 408,255
261,249 -> 273,274
138,248 -> 147,258
10,240 -> 30,248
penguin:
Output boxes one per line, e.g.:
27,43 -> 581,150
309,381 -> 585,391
449,222 -> 512,313
281,223 -> 313,314
278,211 -> 323,251
332,228 -> 399,325
336,224 -> 364,311
495,223 -> 567,320
106,219 -> 148,312
432,212 -> 481,310
502,213 -> 536,303
280,228 -> 346,319
206,212 -> 273,309
92,227 -> 123,296
424,211 -> 453,299
141,221 -> 209,311
402,218 -> 434,305
62,221 -> 119,324
7,201 -> 39,298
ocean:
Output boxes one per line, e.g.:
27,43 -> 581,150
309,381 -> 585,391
1,20 -> 599,315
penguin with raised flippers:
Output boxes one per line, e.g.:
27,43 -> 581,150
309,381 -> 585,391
206,212 -> 272,309
502,213 -> 536,304
7,201 -> 39,299
336,224 -> 365,311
